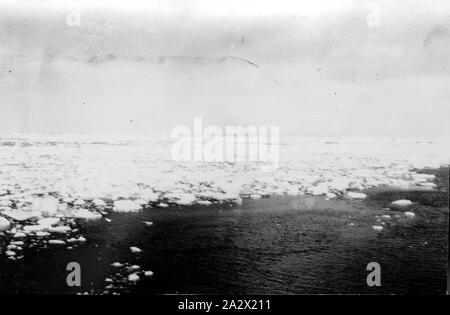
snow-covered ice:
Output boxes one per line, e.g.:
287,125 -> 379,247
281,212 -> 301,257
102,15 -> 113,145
127,273 -> 140,282
33,197 -> 59,215
113,200 -> 142,212
110,262 -> 124,267
3,210 -> 41,221
0,217 -> 11,231
36,231 -> 51,237
391,200 -> 413,207
372,225 -> 384,232
129,265 -> 141,271
93,199 -> 107,207
130,246 -> 142,253
73,199 -> 86,206
37,217 -> 60,226
144,270 -> 154,277
48,226 -> 71,233
347,192 -> 367,199
71,208 -> 102,220
197,200 -> 212,206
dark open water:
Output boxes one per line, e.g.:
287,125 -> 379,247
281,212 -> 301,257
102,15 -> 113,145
1,188 -> 448,295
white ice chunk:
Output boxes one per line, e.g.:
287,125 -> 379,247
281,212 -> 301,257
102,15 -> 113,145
113,200 -> 142,212
0,200 -> 12,207
372,225 -> 384,232
72,208 -> 102,220
73,199 -> 85,206
37,217 -> 60,226
23,225 -> 48,232
164,193 -> 197,205
419,182 -> 436,188
92,199 -> 107,207
141,190 -> 159,202
128,273 -> 140,282
36,231 -> 50,237
404,212 -> 415,218
0,216 -> 11,231
391,199 -> 413,207
307,183 -> 329,196
3,210 -> 41,221
110,262 -> 123,267
144,270 -> 154,277
347,192 -> 367,199
33,196 -> 59,215
130,246 -> 142,253
48,226 -> 71,233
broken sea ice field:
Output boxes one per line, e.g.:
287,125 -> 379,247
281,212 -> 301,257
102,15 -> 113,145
0,134 -> 449,293
0,135 -> 448,246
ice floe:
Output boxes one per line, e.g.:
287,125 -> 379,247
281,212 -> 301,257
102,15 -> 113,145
197,200 -> 212,206
347,192 -> 367,199
48,226 -> 72,233
372,225 -> 384,232
144,270 -> 154,277
127,273 -> 140,282
37,217 -> 60,226
93,199 -> 107,207
0,200 -> 12,207
404,212 -> 416,218
391,199 -> 413,207
33,196 -> 59,216
3,210 -> 41,221
164,192 -> 196,205
73,199 -> 86,206
71,208 -> 102,220
113,200 -> 142,212
36,231 -> 51,237
130,246 -> 142,253
0,217 -> 11,231
110,262 -> 124,267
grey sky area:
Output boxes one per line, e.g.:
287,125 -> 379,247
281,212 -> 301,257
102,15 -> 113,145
1,0 -> 449,137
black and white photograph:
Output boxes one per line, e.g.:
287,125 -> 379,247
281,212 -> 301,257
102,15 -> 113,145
0,0 -> 449,300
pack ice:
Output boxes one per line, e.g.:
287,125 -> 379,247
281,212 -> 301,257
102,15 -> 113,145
0,135 -> 448,257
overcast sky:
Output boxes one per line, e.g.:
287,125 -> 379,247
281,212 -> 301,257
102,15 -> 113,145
1,0 -> 449,137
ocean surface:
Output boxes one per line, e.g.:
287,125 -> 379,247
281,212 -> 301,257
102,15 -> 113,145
1,191 -> 447,294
